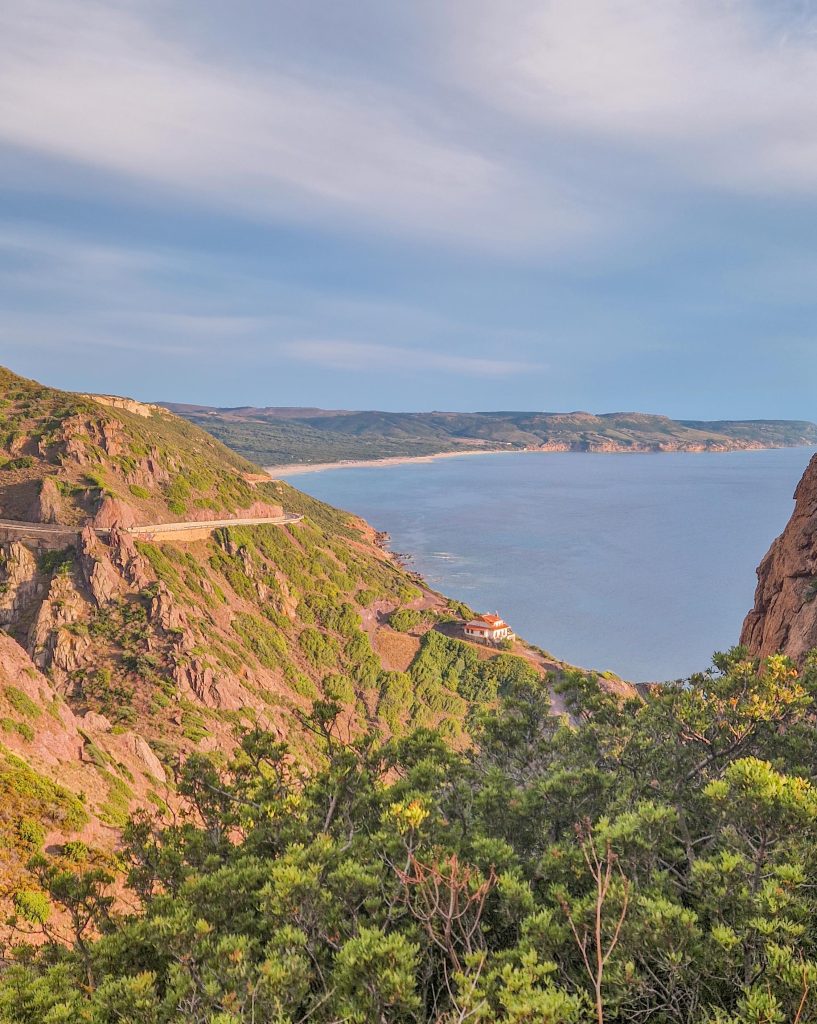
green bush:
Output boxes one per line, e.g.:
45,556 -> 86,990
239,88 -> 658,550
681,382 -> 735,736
5,455 -> 35,470
234,613 -> 287,670
299,628 -> 339,670
323,674 -> 356,704
388,608 -> 426,633
4,686 -> 41,721
37,548 -> 75,576
16,818 -> 45,850
12,889 -> 50,924
0,749 -> 88,830
3,651 -> 817,1021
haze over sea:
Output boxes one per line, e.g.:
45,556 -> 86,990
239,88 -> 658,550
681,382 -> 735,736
280,448 -> 814,682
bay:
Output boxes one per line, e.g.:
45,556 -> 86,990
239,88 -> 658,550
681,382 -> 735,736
279,449 -> 813,682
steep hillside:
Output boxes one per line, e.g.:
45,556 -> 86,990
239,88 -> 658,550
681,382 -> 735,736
0,369 -> 286,527
742,451 -> 817,663
0,631 -> 163,908
0,367 -> 596,926
163,402 -> 817,466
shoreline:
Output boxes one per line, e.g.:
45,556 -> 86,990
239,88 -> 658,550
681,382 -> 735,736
266,448 -> 514,477
265,443 -> 812,478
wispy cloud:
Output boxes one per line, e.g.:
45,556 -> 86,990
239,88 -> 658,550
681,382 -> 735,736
281,340 -> 539,377
0,0 -> 594,250
4,1 -> 817,256
440,0 -> 817,196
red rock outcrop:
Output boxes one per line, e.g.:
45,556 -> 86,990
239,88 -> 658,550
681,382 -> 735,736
0,632 -> 171,827
79,526 -> 124,606
93,496 -> 138,530
27,571 -> 89,674
741,453 -> 817,664
28,476 -> 62,523
107,525 -> 152,589
0,542 -> 42,628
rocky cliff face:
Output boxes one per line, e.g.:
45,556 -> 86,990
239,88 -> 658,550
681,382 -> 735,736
741,452 -> 817,664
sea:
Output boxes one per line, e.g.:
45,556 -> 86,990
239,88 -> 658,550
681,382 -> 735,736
278,448 -> 814,682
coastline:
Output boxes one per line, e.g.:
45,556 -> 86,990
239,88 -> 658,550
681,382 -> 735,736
266,448 -> 513,477
265,443 -> 812,478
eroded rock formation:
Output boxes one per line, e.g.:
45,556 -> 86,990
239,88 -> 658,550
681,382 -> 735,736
741,453 -> 817,664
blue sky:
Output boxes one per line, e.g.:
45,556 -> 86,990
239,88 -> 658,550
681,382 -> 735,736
1,0 -> 816,418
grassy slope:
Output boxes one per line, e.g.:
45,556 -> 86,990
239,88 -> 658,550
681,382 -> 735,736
163,403 -> 817,465
0,367 -> 276,525
0,366 -> 594,915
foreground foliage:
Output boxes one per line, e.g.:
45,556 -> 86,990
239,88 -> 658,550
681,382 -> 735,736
3,649 -> 817,1023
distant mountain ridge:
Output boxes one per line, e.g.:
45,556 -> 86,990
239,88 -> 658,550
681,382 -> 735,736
162,403 -> 817,467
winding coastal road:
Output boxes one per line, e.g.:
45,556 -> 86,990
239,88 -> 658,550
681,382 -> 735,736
0,512 -> 303,547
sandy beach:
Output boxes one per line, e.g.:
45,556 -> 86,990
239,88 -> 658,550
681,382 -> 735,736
265,447 -> 515,477
264,440 -> 807,478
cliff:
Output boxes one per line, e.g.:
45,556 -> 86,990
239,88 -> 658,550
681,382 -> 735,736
741,452 -> 817,663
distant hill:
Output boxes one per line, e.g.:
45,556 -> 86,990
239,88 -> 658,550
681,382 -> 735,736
162,404 -> 817,467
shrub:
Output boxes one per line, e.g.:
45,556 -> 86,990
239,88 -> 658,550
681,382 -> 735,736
4,686 -> 41,721
234,613 -> 287,670
5,455 -> 35,470
289,673 -> 320,700
378,671 -> 413,733
12,889 -> 50,924
299,628 -> 339,670
0,750 -> 88,830
83,470 -> 107,489
37,548 -> 75,576
164,474 -> 191,515
16,818 -> 45,850
389,608 -> 426,633
98,770 -> 135,827
323,674 -> 356,704
14,722 -> 35,743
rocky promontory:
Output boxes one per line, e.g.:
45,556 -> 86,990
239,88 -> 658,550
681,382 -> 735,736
741,452 -> 817,663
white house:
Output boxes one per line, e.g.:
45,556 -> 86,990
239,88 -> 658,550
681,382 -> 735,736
463,612 -> 514,644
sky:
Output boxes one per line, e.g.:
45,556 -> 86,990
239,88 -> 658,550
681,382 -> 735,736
1,0 -> 817,418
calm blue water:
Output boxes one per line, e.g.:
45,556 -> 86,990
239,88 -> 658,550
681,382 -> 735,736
279,449 -> 813,682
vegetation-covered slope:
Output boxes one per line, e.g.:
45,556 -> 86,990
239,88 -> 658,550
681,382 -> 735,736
0,366 -> 578,928
0,369 -> 284,526
4,648 -> 817,1023
5,365 -> 817,1022
163,403 -> 817,466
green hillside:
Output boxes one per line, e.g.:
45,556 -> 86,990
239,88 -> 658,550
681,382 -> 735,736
3,366 -> 817,1022
0,365 -> 579,939
164,403 -> 817,466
